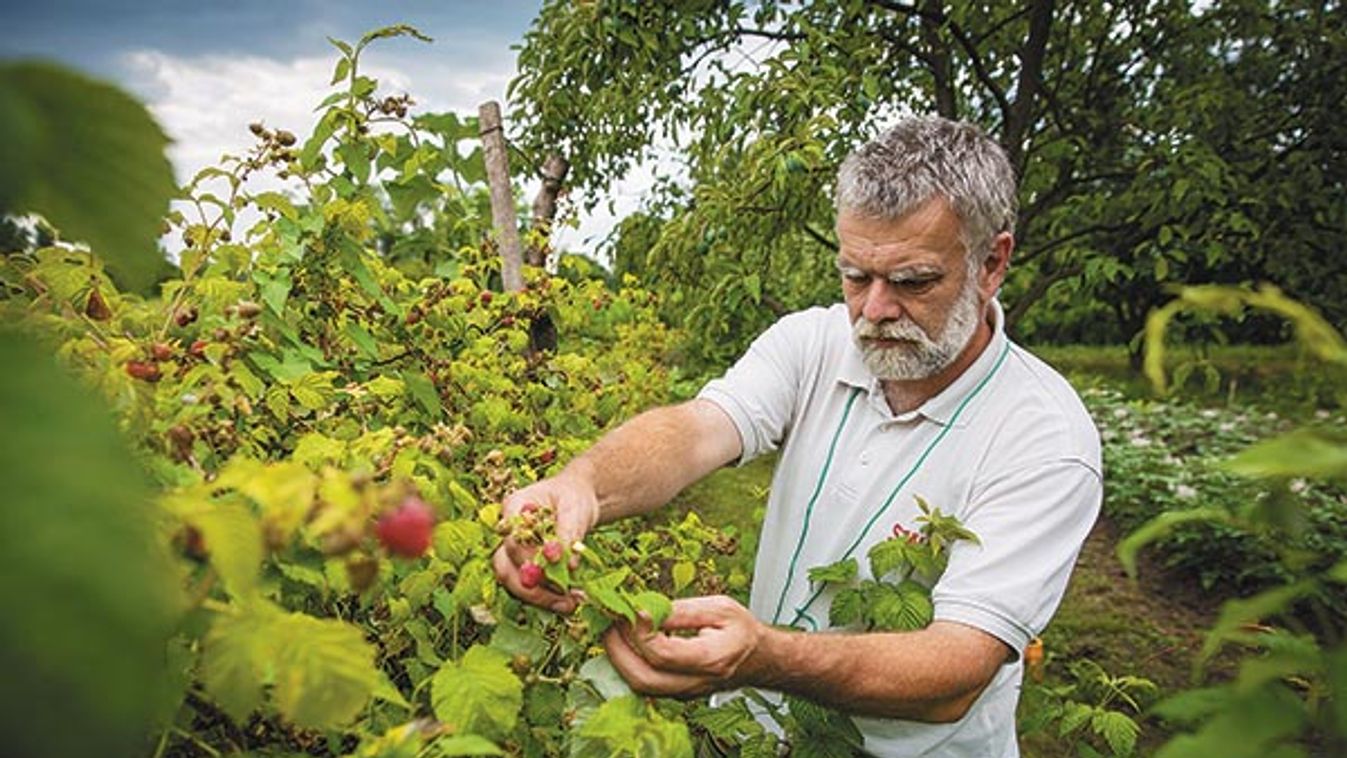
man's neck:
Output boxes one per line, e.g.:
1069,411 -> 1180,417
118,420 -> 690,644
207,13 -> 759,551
880,312 -> 995,416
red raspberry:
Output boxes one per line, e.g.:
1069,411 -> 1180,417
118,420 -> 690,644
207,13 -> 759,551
519,562 -> 544,589
542,541 -> 564,564
376,496 -> 435,558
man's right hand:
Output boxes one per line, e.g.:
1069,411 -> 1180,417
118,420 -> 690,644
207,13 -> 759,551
492,470 -> 600,613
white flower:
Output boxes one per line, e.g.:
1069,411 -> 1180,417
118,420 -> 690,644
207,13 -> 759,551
1201,409 -> 1219,419
1174,484 -> 1199,500
1113,407 -> 1130,418
1315,409 -> 1330,420
1266,411 -> 1279,420
1219,422 -> 1236,433
1290,479 -> 1309,494
1130,435 -> 1153,448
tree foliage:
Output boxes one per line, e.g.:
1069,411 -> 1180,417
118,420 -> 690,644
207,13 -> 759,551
510,0 -> 1347,368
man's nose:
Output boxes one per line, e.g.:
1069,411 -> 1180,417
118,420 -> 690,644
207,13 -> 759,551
861,279 -> 904,323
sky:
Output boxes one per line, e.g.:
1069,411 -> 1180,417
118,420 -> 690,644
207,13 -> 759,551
0,0 -> 647,256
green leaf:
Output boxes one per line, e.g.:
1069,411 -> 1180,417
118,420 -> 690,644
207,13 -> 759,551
433,734 -> 504,756
1058,702 -> 1094,736
1093,710 -> 1140,756
330,56 -> 351,86
1150,687 -> 1231,726
488,619 -> 549,662
433,519 -> 487,566
1201,581 -> 1318,664
574,694 -> 694,758
1224,428 -> 1347,479
578,654 -> 634,700
372,668 -> 411,710
1328,647 -> 1347,735
402,369 -> 442,419
0,329 -> 182,757
672,560 -> 696,593
431,645 -> 523,740
867,581 -> 933,631
201,605 -> 275,722
271,612 -> 381,729
867,538 -> 909,581
0,63 -> 174,292
583,569 -> 636,622
194,500 -> 264,599
829,587 -> 865,627
808,557 -> 857,585
1329,560 -> 1347,584
301,109 -> 339,169
345,321 -> 380,359
629,590 -> 673,629
1117,507 -> 1230,578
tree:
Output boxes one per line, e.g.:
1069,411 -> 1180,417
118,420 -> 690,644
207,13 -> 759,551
510,0 -> 1347,367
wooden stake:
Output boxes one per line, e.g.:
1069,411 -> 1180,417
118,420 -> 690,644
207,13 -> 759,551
478,101 -> 524,292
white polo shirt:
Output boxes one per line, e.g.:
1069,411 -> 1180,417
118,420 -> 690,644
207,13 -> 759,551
698,300 -> 1101,757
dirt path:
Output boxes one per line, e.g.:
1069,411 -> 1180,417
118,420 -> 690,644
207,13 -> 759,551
1045,513 -> 1225,694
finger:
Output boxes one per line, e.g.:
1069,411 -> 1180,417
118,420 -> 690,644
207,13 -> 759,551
603,627 -> 709,698
658,595 -> 739,631
492,546 -> 578,614
621,621 -> 718,674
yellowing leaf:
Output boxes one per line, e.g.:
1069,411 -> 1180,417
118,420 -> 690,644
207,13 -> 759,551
672,560 -> 696,593
271,612 -> 381,729
430,645 -> 523,740
194,500 -> 263,599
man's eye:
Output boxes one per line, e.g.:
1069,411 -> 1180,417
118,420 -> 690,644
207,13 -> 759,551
895,278 -> 939,292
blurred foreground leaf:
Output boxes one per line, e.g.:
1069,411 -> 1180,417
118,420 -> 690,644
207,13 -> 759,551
0,62 -> 175,292
0,329 -> 182,756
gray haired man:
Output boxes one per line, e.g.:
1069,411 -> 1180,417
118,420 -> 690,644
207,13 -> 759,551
495,116 -> 1101,756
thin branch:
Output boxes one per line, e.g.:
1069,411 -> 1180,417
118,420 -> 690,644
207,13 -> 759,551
869,0 -> 1014,124
802,223 -> 838,251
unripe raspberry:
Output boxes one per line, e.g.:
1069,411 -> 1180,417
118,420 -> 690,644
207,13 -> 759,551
125,360 -> 161,382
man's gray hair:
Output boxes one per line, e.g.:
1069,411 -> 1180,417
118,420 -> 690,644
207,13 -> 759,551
836,116 -> 1017,264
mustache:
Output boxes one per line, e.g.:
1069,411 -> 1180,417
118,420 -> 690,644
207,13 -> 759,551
853,318 -> 929,342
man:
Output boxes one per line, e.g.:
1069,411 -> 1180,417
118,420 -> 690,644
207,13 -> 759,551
494,116 -> 1101,756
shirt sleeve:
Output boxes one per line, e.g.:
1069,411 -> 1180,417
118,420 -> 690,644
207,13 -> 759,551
696,310 -> 816,464
931,457 -> 1102,657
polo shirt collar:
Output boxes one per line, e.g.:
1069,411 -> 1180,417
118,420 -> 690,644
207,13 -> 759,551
836,299 -> 1009,428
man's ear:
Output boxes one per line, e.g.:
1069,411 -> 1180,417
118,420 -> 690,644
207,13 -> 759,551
978,231 -> 1013,298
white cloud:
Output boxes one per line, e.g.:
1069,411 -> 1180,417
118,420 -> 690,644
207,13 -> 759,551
120,45 -> 641,260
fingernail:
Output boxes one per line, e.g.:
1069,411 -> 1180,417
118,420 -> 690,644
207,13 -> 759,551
550,600 -> 571,614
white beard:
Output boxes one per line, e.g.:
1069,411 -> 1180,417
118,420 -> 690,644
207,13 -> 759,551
852,278 -> 983,381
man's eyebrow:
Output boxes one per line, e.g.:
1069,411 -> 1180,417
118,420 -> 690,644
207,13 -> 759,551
835,258 -> 944,280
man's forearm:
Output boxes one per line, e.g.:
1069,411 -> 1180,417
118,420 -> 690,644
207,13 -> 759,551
746,621 -> 1009,723
562,399 -> 742,524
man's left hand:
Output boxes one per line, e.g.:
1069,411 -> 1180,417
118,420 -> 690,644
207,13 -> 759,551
603,595 -> 769,698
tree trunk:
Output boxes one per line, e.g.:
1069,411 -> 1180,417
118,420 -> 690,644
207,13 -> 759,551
528,154 -> 570,268
478,101 -> 524,293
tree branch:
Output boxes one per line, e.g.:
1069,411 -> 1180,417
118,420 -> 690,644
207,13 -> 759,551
802,223 -> 839,252
869,0 -> 1013,126
1003,0 -> 1055,170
